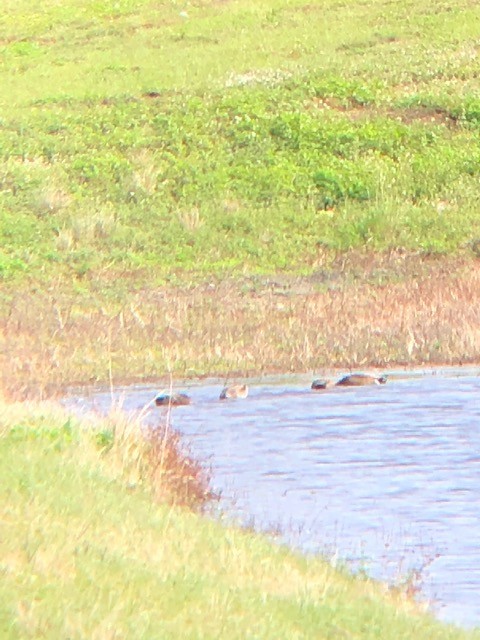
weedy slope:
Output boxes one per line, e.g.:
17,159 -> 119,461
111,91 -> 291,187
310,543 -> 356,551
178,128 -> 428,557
1,0 -> 480,391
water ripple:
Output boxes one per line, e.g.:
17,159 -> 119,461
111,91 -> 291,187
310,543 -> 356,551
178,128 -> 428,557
69,369 -> 480,629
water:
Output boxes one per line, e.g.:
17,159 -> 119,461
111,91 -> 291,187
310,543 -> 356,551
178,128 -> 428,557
68,369 -> 480,629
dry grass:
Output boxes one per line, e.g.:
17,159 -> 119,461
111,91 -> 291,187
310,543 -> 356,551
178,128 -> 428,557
102,404 -> 215,509
144,424 -> 215,508
129,149 -> 160,197
35,182 -> 72,215
1,254 -> 480,399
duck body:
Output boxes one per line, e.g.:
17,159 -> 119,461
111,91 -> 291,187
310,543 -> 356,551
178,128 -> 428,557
155,392 -> 191,407
219,384 -> 249,400
335,373 -> 387,387
311,379 -> 334,390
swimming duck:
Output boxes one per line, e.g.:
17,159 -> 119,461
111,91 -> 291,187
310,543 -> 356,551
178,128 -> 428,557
335,373 -> 387,387
311,379 -> 334,390
219,384 -> 249,400
155,392 -> 191,407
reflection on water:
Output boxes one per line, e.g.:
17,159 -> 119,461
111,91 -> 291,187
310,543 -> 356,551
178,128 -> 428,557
68,369 -> 480,629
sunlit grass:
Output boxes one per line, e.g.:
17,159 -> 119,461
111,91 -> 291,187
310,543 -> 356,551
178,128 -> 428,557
1,1 -> 480,386
1,0 -> 480,284
1,401 -> 478,639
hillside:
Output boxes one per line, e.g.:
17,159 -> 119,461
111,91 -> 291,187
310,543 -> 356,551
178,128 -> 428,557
1,0 -> 480,395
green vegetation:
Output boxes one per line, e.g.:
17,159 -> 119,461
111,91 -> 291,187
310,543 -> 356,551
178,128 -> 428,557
1,0 -> 480,285
1,402 -> 478,639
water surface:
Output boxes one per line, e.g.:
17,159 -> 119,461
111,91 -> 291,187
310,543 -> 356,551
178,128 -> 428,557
69,369 -> 480,629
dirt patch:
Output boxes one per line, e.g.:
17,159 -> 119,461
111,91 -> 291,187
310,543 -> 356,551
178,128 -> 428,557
388,105 -> 457,125
306,97 -> 457,126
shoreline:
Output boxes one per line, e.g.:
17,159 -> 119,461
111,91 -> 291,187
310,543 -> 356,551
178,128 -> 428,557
62,363 -> 480,399
2,255 -> 480,400
55,371 -> 480,632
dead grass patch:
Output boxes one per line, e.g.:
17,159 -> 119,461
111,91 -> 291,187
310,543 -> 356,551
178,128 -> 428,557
104,408 -> 214,509
143,423 -> 215,508
1,254 -> 479,399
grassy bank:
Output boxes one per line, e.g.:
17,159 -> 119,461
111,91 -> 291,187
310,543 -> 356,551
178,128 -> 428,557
1,0 -> 480,395
1,401 -> 478,639
1,0 -> 480,284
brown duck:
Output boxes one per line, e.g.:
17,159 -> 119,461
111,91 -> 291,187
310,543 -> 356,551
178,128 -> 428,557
335,373 -> 387,386
155,392 -> 191,407
219,384 -> 249,400
312,373 -> 387,390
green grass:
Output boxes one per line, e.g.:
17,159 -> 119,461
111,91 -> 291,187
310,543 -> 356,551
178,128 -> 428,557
1,402 -> 478,639
1,0 -> 480,285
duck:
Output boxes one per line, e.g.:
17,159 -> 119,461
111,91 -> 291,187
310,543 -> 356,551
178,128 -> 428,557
219,383 -> 249,400
155,392 -> 191,407
335,373 -> 388,387
311,379 -> 334,390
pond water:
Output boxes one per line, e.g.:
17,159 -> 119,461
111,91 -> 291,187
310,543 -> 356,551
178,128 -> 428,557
68,368 -> 480,629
